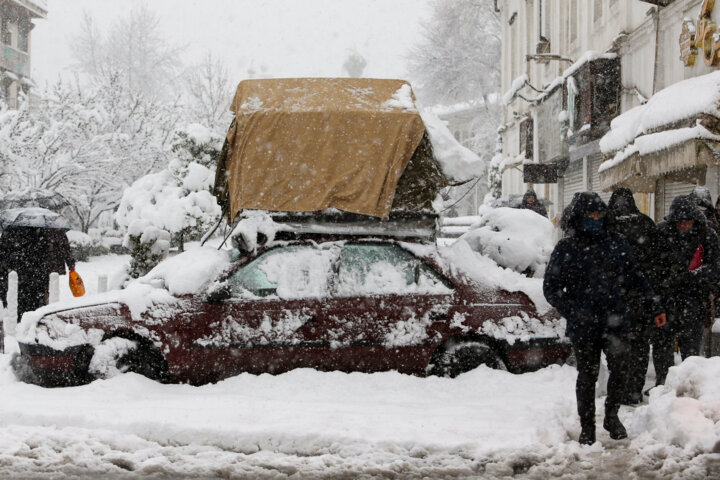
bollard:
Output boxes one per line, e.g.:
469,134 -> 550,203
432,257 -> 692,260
6,271 -> 17,337
49,272 -> 60,304
98,274 -> 108,294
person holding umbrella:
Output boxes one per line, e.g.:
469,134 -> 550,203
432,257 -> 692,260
0,207 -> 77,320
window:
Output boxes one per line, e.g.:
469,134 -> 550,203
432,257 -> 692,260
229,245 -> 338,299
336,244 -> 452,296
18,24 -> 28,52
594,0 -> 603,23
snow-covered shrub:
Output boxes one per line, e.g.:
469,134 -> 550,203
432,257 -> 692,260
459,204 -> 554,278
66,230 -> 104,261
170,123 -> 223,170
123,220 -> 171,278
115,162 -> 221,252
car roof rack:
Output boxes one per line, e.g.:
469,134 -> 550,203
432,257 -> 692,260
269,211 -> 438,242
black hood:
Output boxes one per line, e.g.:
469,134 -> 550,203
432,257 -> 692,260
560,191 -> 608,236
666,194 -> 705,223
690,186 -> 713,210
522,189 -> 538,204
607,187 -> 640,216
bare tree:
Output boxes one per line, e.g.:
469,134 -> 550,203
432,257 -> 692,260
71,5 -> 184,99
407,0 -> 500,106
183,53 -> 234,130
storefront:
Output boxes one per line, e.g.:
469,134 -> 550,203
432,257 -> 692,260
598,69 -> 720,221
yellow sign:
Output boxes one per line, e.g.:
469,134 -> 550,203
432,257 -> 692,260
690,0 -> 720,66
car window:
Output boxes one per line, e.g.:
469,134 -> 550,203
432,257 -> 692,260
229,245 -> 338,299
335,243 -> 453,297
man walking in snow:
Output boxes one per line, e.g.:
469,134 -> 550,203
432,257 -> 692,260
544,192 -> 665,445
605,188 -> 662,405
652,195 -> 720,386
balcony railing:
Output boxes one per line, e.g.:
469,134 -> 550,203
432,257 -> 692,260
0,44 -> 29,77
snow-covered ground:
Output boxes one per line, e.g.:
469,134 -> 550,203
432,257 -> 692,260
1,254 -> 720,479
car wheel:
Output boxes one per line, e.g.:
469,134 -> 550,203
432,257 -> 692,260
432,340 -> 507,378
116,342 -> 168,381
90,335 -> 168,382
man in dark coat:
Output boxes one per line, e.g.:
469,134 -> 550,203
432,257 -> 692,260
544,192 -> 665,445
520,189 -> 548,217
653,194 -> 720,385
0,226 -> 75,320
605,188 -> 661,405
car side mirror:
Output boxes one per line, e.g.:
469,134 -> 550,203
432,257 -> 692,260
205,282 -> 231,303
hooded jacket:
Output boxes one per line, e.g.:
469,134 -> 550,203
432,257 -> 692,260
544,192 -> 662,340
605,188 -> 660,289
656,194 -> 720,302
520,189 -> 548,217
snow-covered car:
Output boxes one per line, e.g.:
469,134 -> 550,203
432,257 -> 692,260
14,236 -> 570,386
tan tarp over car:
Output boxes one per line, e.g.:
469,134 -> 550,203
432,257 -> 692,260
214,78 -> 446,221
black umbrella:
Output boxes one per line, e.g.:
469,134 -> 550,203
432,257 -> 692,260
0,187 -> 70,212
0,207 -> 72,230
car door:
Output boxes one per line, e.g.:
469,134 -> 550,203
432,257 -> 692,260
192,243 -> 340,376
320,242 -> 455,374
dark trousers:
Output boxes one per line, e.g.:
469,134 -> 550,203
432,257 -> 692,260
650,320 -> 703,385
17,272 -> 49,321
624,327 -> 651,397
572,333 -> 629,428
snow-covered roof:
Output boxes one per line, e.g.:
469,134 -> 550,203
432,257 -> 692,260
601,71 -> 720,155
599,71 -> 720,173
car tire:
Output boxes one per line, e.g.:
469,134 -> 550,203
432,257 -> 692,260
116,342 -> 168,382
431,340 -> 507,378
94,334 -> 169,382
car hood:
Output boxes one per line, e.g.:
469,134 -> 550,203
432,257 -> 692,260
15,281 -> 182,350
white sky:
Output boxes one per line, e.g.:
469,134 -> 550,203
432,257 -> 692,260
31,0 -> 432,87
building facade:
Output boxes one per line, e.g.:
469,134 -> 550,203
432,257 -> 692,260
435,103 -> 492,217
0,0 -> 46,108
499,0 -> 719,226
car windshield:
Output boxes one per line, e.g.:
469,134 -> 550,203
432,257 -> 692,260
228,244 -> 340,299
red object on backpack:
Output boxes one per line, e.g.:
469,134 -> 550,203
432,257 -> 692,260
689,244 -> 703,271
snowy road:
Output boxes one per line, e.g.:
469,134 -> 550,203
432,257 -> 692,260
1,255 -> 720,478
2,345 -> 720,479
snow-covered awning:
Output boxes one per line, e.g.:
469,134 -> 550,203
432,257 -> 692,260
599,139 -> 720,193
598,71 -> 720,192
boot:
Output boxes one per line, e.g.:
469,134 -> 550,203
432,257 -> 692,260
579,424 -> 596,445
603,410 -> 627,440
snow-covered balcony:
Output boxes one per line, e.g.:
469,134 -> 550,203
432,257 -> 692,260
0,44 -> 29,77
598,71 -> 720,193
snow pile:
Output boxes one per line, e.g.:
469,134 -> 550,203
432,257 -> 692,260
632,356 -> 720,453
140,246 -> 231,296
440,240 -> 552,315
599,71 -> 720,170
383,84 -> 416,111
88,337 -> 137,379
459,205 -> 554,278
230,212 -> 287,253
420,108 -> 486,182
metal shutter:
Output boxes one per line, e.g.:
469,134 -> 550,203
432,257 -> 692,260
663,181 -> 696,218
562,159 -> 585,208
588,153 -> 612,203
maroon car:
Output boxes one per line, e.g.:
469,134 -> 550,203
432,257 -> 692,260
14,235 -> 570,386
